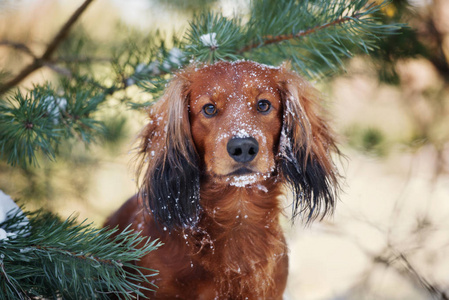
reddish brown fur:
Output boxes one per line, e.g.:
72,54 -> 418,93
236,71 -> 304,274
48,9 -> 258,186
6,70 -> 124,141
105,61 -> 339,299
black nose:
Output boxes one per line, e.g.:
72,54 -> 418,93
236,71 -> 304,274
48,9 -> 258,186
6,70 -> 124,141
227,137 -> 259,163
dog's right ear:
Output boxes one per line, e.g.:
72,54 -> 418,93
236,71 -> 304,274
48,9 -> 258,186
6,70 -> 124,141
136,75 -> 201,230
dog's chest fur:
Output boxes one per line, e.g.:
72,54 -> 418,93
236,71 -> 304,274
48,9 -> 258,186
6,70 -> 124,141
134,184 -> 288,299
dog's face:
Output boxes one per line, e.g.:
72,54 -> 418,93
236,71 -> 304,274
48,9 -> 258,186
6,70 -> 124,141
188,62 -> 283,185
138,60 -> 339,228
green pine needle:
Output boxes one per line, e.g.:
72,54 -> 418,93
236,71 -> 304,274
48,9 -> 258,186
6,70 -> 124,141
0,89 -> 60,167
185,12 -> 245,62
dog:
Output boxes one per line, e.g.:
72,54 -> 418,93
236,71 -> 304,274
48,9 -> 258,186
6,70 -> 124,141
105,60 -> 339,299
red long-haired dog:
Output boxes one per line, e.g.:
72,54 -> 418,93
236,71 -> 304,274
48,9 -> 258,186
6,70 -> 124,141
105,60 -> 339,299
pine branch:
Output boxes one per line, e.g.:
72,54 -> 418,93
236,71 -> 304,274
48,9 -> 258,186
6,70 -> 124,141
238,12 -> 364,54
0,0 -> 95,95
0,84 -> 106,167
185,0 -> 403,78
0,209 -> 162,299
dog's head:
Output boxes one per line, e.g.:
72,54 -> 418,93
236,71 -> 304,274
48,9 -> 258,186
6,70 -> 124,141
138,61 -> 339,228
187,62 -> 283,186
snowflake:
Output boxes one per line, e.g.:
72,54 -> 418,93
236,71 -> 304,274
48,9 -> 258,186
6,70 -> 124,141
162,47 -> 184,70
43,96 -> 67,125
200,33 -> 218,49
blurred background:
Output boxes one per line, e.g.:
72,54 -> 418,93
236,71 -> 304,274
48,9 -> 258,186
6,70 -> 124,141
0,0 -> 448,299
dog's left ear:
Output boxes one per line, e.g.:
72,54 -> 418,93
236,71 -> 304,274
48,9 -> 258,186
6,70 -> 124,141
137,74 -> 201,230
277,68 -> 340,221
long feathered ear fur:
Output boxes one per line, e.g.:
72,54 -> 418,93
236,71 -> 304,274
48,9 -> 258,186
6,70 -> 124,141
277,68 -> 340,222
137,75 -> 200,230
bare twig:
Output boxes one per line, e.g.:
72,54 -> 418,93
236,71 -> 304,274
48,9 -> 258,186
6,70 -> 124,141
372,248 -> 449,300
0,0 -> 95,95
398,253 -> 449,300
0,40 -> 37,59
43,63 -> 73,78
40,0 -> 95,62
50,56 -> 111,64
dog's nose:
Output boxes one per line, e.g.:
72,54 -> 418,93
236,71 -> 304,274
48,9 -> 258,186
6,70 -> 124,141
227,137 -> 259,163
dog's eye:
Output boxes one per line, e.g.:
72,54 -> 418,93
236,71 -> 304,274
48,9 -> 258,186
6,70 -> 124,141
202,104 -> 217,117
257,99 -> 271,113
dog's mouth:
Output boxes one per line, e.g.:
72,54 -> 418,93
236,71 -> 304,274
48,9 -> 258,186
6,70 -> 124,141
228,167 -> 254,176
228,167 -> 259,187
210,164 -> 275,188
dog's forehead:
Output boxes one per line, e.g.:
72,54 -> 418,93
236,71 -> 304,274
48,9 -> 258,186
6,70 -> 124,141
188,62 -> 281,101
